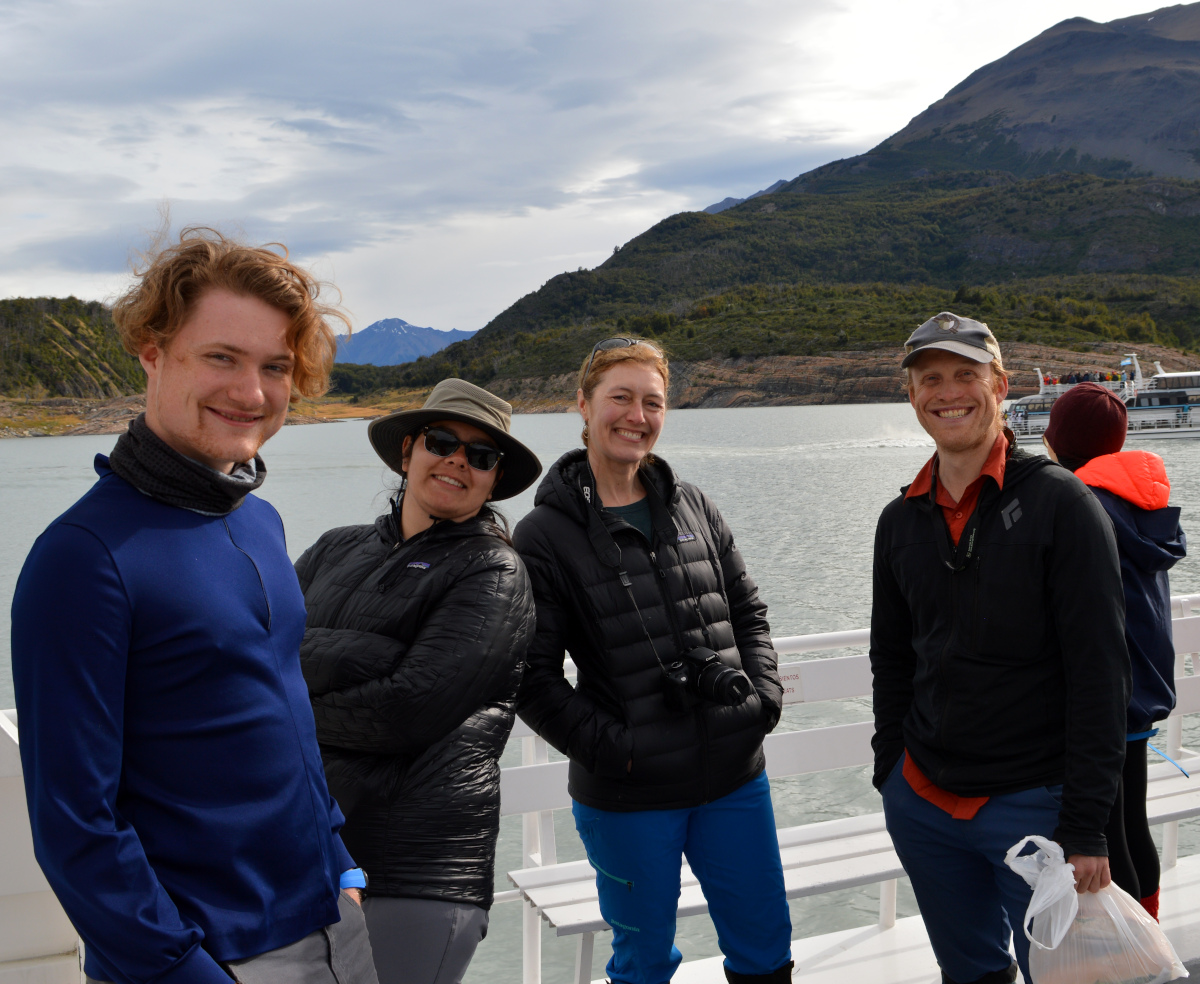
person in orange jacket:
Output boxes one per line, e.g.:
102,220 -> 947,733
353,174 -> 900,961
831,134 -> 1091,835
1044,383 -> 1187,920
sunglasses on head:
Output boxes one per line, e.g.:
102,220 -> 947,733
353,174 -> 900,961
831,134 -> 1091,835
421,426 -> 504,472
582,337 -> 660,382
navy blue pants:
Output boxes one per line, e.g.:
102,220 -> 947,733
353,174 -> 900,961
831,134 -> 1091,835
572,772 -> 792,984
881,755 -> 1062,984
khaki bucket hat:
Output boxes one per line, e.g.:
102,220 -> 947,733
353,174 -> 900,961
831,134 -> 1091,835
367,378 -> 542,500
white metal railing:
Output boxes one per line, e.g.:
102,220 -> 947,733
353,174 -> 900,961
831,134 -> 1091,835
499,593 -> 1200,984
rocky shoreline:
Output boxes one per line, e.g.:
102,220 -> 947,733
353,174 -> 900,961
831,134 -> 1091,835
0,395 -> 346,439
486,340 -> 1200,413
3,340 -> 1197,437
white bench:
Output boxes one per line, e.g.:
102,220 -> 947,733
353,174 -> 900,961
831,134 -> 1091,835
501,599 -> 1200,984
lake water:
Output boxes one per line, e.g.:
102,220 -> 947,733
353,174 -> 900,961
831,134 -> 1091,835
4,404 -> 1200,983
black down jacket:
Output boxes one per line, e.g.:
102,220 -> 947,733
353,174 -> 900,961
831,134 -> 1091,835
514,449 -> 783,812
295,505 -> 535,907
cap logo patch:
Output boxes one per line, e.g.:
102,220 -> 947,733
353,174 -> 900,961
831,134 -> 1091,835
407,561 -> 431,570
677,532 -> 697,543
935,316 -> 959,333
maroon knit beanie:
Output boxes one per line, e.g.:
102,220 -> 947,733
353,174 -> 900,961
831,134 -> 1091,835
1043,382 -> 1127,463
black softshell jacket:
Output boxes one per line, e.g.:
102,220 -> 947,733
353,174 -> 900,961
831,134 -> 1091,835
296,509 -> 535,907
514,449 -> 783,811
871,450 -> 1131,859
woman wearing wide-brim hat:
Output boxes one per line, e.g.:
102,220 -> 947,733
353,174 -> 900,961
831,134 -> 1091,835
296,378 -> 541,984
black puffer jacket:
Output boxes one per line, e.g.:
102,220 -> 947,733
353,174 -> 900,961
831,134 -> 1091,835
295,506 -> 535,907
514,449 -> 782,811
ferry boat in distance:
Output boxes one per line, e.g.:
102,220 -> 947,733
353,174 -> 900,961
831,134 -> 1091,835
1008,353 -> 1200,443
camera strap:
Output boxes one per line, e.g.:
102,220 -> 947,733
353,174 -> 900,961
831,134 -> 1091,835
618,571 -> 673,673
929,471 -> 1002,573
578,461 -> 674,672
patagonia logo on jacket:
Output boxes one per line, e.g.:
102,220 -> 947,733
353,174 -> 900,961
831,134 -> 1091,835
407,562 -> 431,570
677,532 -> 696,543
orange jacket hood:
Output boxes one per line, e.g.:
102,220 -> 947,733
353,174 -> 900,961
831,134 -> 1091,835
1075,450 -> 1170,511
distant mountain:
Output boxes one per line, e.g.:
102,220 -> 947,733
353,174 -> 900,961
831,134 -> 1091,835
786,3 -> 1200,193
335,319 -> 477,366
704,179 -> 788,214
361,1 -> 1200,394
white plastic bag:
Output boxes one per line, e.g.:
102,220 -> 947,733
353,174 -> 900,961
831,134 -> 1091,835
1004,835 -> 1186,984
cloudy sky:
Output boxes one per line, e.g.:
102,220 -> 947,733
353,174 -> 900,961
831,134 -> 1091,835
0,0 -> 1161,332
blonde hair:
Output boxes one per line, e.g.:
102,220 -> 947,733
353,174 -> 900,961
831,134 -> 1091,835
578,339 -> 670,449
578,340 -> 669,398
113,227 -> 349,400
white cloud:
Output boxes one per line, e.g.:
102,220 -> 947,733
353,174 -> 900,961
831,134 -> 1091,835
0,0 -> 1164,330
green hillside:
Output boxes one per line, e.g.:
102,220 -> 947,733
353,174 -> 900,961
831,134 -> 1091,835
330,273 -> 1189,397
0,297 -> 143,398
371,173 -> 1200,391
780,120 -> 1142,196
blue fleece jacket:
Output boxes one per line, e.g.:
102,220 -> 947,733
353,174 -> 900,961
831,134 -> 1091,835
11,457 -> 355,984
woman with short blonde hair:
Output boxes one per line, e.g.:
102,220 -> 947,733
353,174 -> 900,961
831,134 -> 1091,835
515,337 -> 793,984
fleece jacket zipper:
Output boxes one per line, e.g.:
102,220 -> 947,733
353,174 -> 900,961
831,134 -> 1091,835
223,519 -> 272,630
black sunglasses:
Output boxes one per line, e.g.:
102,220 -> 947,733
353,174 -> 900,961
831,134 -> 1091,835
421,426 -> 504,472
582,337 -> 660,382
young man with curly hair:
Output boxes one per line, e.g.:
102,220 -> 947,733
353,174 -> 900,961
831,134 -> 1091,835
11,229 -> 378,984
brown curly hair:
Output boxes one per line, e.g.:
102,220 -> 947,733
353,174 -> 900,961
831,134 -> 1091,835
112,227 -> 349,399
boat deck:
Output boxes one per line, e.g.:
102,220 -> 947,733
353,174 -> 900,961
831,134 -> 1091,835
663,853 -> 1200,984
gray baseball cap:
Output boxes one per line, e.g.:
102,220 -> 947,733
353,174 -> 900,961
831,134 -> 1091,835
901,311 -> 1002,369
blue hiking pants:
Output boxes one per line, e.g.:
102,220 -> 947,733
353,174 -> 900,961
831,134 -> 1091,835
572,772 -> 792,984
881,754 -> 1063,984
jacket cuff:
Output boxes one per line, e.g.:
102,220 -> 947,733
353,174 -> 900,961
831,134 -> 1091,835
758,691 -> 782,733
332,833 -> 356,876
1053,826 -> 1108,860
872,746 -> 904,791
150,943 -> 235,984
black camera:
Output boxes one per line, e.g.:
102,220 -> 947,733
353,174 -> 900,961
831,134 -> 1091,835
661,647 -> 754,712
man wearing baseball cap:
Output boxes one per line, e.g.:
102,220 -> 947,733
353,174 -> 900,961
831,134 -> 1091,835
870,313 -> 1130,984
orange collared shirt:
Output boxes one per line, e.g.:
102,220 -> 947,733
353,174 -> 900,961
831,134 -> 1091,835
900,430 -> 1012,819
905,431 -> 1011,546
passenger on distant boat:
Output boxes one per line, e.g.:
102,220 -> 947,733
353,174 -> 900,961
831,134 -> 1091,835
870,311 -> 1130,984
514,337 -> 794,984
1043,382 -> 1187,922
296,378 -> 541,984
9,228 -> 380,984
